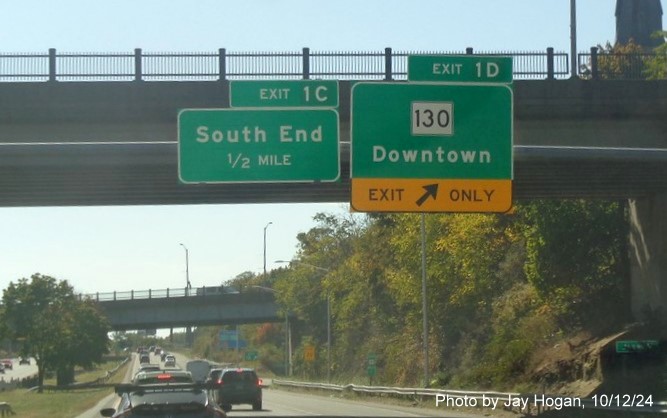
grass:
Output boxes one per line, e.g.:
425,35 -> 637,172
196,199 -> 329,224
0,358 -> 130,418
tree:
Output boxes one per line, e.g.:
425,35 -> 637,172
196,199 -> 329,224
645,31 -> 667,79
518,200 -> 628,331
0,273 -> 110,390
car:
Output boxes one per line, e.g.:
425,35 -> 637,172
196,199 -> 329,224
160,351 -> 168,361
135,363 -> 161,375
1,359 -> 13,370
164,355 -> 177,368
210,368 -> 262,412
0,363 -> 4,374
139,353 -> 150,364
100,374 -> 225,418
186,359 -> 211,383
18,357 -> 30,365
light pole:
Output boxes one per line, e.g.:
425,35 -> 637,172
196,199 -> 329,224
251,285 -> 291,377
179,243 -> 192,345
263,222 -> 273,276
275,259 -> 332,382
179,243 -> 191,295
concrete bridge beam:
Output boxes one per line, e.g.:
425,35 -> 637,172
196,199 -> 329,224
629,192 -> 667,328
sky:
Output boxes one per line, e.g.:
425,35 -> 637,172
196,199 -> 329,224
0,1 -> 665,296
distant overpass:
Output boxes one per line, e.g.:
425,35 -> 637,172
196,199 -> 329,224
88,287 -> 284,331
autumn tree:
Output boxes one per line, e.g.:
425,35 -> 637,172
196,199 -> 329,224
0,273 -> 110,390
518,200 -> 629,331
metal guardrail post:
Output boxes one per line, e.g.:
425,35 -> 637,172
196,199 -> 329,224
218,48 -> 226,81
113,291 -> 117,301
134,48 -> 142,81
590,46 -> 599,80
148,289 -> 152,299
547,47 -> 555,80
302,47 -> 310,79
130,290 -> 133,299
384,47 -> 393,80
48,48 -> 57,82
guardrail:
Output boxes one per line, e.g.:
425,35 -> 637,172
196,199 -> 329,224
0,47 -> 571,81
272,379 -> 667,415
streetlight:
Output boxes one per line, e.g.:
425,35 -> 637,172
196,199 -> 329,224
179,243 -> 191,294
252,285 -> 291,376
179,243 -> 193,345
275,259 -> 332,382
263,222 -> 273,276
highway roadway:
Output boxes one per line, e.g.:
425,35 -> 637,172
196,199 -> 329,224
76,351 -> 505,418
0,358 -> 37,386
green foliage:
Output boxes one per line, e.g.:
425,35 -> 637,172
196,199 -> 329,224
645,31 -> 667,79
518,200 -> 628,330
593,40 -> 649,79
192,199 -> 631,389
587,35 -> 667,80
0,273 -> 110,390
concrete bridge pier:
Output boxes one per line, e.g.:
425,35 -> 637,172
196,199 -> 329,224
628,192 -> 667,330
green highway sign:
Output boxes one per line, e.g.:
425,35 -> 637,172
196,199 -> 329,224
351,82 -> 513,180
244,351 -> 259,361
367,353 -> 377,366
230,80 -> 339,108
615,340 -> 659,353
178,108 -> 340,183
408,55 -> 513,83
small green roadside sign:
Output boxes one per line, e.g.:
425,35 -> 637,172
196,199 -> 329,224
367,354 -> 377,377
408,55 -> 513,84
245,350 -> 258,361
178,108 -> 340,183
615,340 -> 659,353
230,80 -> 339,108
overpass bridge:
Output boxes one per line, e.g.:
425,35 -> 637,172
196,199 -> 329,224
87,287 -> 283,331
2,48 -> 666,324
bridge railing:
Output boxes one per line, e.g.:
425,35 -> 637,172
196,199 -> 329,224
0,47 -> 574,81
82,285 -> 234,301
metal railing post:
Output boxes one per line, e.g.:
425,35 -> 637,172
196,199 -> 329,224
547,47 -> 555,80
384,47 -> 393,80
302,47 -> 310,79
134,48 -> 143,81
48,48 -> 57,82
218,48 -> 227,80
590,46 -> 598,80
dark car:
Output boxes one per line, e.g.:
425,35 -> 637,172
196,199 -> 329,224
139,353 -> 150,364
100,375 -> 225,418
210,368 -> 262,411
19,357 -> 30,365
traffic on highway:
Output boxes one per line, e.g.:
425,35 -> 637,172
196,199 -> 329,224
91,349 -> 451,418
